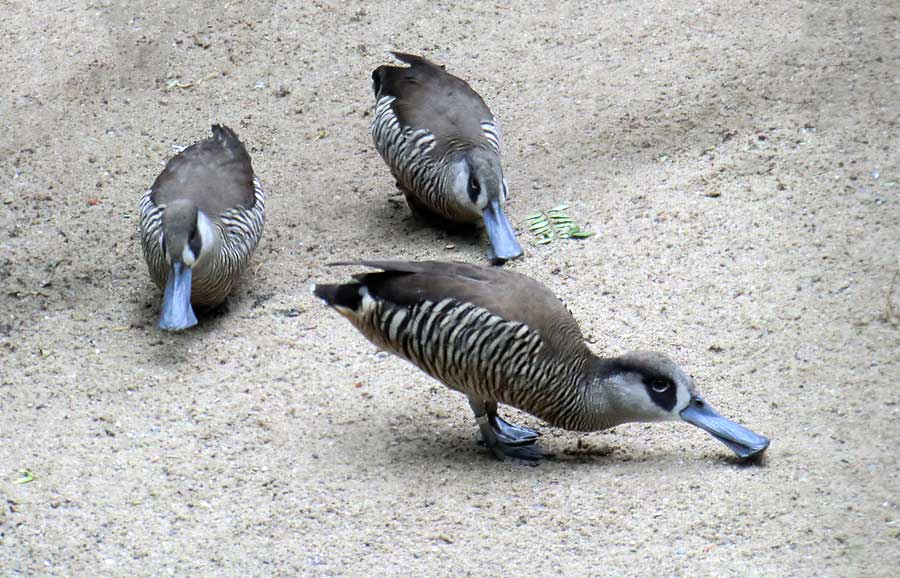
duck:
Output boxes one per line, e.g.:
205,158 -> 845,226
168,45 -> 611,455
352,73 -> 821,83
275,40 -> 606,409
314,260 -> 770,462
371,52 -> 523,264
139,124 -> 266,331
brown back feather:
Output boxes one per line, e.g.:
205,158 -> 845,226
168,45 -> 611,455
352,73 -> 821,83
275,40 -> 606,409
373,53 -> 495,156
335,260 -> 591,360
149,125 -> 256,216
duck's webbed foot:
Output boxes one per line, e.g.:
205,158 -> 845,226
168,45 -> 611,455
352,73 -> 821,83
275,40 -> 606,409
468,399 -> 548,464
491,413 -> 540,446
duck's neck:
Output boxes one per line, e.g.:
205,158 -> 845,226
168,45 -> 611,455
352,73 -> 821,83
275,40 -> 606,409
531,353 -> 619,432
577,356 -> 633,432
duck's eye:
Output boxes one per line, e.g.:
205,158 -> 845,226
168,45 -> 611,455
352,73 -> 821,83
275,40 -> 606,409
650,379 -> 670,393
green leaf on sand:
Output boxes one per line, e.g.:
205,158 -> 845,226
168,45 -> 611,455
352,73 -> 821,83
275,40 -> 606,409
15,469 -> 35,484
523,204 -> 594,246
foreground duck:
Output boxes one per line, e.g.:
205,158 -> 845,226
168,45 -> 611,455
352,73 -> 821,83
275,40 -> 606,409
139,125 -> 266,331
371,52 -> 523,264
314,261 -> 770,462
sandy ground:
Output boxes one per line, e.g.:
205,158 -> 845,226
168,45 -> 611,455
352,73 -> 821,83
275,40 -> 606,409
1,1 -> 899,576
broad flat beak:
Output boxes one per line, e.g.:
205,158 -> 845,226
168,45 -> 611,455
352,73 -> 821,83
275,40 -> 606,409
482,199 -> 523,264
680,396 -> 770,459
159,261 -> 198,331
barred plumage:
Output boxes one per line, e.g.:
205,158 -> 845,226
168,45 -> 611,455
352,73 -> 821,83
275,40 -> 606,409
371,95 -> 501,221
315,261 -> 770,463
354,296 -> 595,430
370,52 -> 522,263
139,177 -> 266,305
139,125 -> 266,330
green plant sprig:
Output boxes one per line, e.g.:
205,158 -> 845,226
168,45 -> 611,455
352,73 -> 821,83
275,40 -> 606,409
525,204 -> 594,245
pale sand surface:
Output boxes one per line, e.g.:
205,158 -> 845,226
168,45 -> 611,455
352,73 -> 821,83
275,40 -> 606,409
1,1 -> 898,576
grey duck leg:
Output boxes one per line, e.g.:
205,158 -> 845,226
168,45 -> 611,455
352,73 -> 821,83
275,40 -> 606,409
468,398 -> 546,462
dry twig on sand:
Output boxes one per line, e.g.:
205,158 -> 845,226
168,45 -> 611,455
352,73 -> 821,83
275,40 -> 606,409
885,255 -> 900,325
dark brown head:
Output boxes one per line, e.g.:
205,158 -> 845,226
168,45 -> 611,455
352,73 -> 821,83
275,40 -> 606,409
450,148 -> 522,263
161,200 -> 201,267
597,351 -> 770,459
157,199 -> 214,331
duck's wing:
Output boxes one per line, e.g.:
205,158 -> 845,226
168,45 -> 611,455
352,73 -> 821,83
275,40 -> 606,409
150,124 -> 257,216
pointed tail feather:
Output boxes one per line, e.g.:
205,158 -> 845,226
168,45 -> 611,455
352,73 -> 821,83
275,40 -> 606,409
390,51 -> 428,66
313,282 -> 364,310
389,51 -> 445,70
371,67 -> 383,97
211,124 -> 241,147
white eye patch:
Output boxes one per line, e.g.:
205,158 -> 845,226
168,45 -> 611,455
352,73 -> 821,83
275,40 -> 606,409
450,160 -> 472,205
181,244 -> 196,267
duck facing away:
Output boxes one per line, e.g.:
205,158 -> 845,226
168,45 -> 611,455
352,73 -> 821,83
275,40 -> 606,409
371,52 -> 523,264
139,125 -> 266,331
314,261 -> 770,463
